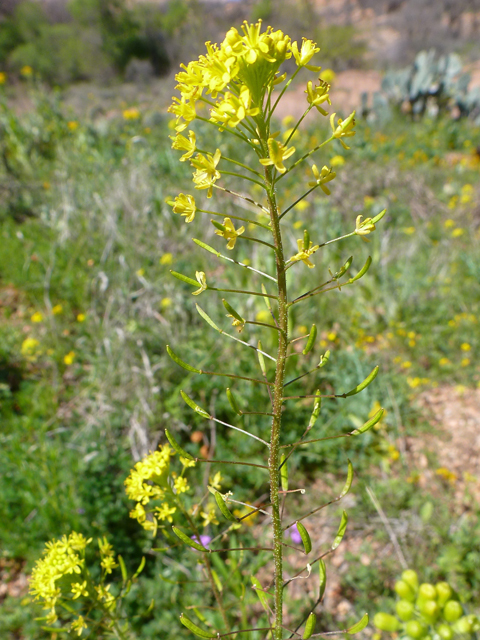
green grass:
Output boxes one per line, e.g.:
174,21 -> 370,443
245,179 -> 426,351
0,84 -> 479,638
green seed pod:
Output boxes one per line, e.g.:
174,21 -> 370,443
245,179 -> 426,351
348,255 -> 372,284
373,613 -> 400,632
226,388 -> 242,415
419,599 -> 439,622
347,613 -> 369,635
214,490 -> 238,522
167,345 -> 202,374
345,365 -> 379,396
402,569 -> 419,592
453,617 -> 472,635
418,583 -> 437,601
180,613 -> 216,638
318,559 -> 327,600
165,428 -> 195,461
280,454 -> 288,491
173,526 -> 209,552
394,579 -> 416,602
443,600 -> 463,623
396,599 -> 415,621
303,613 -> 316,639
180,390 -> 210,419
436,582 -> 452,608
405,620 -> 428,639
302,324 -> 317,355
436,624 -> 454,640
304,229 -> 310,249
296,521 -> 312,554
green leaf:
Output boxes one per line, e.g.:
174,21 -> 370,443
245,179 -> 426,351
339,460 -> 354,498
214,490 -> 238,522
196,304 -> 221,332
308,391 -> 322,429
180,391 -> 210,419
251,576 -> 269,612
348,255 -> 372,284
193,238 -> 221,256
296,521 -> 312,554
180,614 -> 216,638
318,558 -> 327,600
170,270 -> 199,287
118,554 -> 128,583
302,324 -> 317,355
303,613 -> 317,639
345,365 -> 379,396
350,408 -> 384,436
166,345 -> 201,374
347,613 -> 369,634
332,511 -> 348,550
165,428 -> 195,460
173,526 -> 209,552
280,453 -> 288,491
222,299 -> 244,324
226,388 -> 242,415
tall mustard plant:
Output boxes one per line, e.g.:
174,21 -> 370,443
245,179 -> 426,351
29,20 -> 386,639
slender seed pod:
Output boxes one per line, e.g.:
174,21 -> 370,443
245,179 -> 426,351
180,390 -> 210,419
173,526 -> 209,552
348,255 -> 372,284
214,490 -> 238,522
280,453 -> 288,491
347,613 -> 369,635
332,511 -> 348,549
193,238 -> 221,257
303,613 -> 316,639
170,271 -> 200,287
350,408 -> 384,436
296,521 -> 312,554
302,324 -> 317,355
318,559 -> 327,600
167,345 -> 201,373
165,428 -> 195,460
345,365 -> 379,396
226,387 -> 242,414
180,614 -> 216,638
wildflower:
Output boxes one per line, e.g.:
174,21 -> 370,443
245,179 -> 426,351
439,357 -> 450,366
124,444 -> 171,506
461,358 -> 470,367
213,217 -> 245,250
98,537 -> 115,557
191,149 -> 222,198
169,193 -> 197,223
259,137 -> 295,173
31,311 -> 43,323
288,523 -> 302,545
20,65 -> 33,77
289,238 -> 320,269
52,304 -> 63,315
444,219 -> 455,228
71,616 -> 88,636
160,253 -> 173,265
168,96 -> 197,132
210,85 -> 260,129
155,504 -> 176,522
67,121 -> 78,132
452,228 -> 464,237
161,298 -> 172,309
191,534 -> 212,550
330,155 -> 345,167
21,337 -> 40,359
354,215 -> 376,241
174,476 -> 189,493
64,351 -> 75,365
180,456 -> 196,468
123,107 -> 140,120
100,556 -> 118,574
308,164 -> 335,194
305,79 -> 331,115
200,507 -> 219,527
461,343 -> 471,351
136,268 -> 145,277
210,471 -> 222,490
192,271 -> 207,296
0,72 -> 6,84
291,38 -> 321,70
330,111 -> 356,149
170,130 -> 196,161
435,467 -> 457,484
77,313 -> 86,322
401,361 -> 412,368
321,68 -> 336,83
71,581 -> 88,599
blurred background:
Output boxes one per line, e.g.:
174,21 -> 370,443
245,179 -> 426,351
0,0 -> 479,638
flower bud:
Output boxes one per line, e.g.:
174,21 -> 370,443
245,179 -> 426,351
396,600 -> 415,621
453,616 -> 472,635
443,600 -> 463,623
436,624 -> 454,640
419,599 -> 439,622
395,579 -> 416,601
405,621 -> 428,639
436,582 -> 452,608
402,569 -> 419,592
373,613 -> 400,632
418,583 -> 437,601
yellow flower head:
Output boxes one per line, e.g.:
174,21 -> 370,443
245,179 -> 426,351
52,304 -> 63,315
259,137 -> 295,174
291,38 -> 321,71
354,215 -> 376,241
191,149 -> 222,198
21,337 -> 40,359
71,615 -> 88,636
124,444 -> 172,505
31,311 -> 43,323
169,193 -> 197,223
155,503 -> 177,522
289,238 -> 320,268
174,476 -> 189,494
330,111 -> 356,149
213,217 -> 245,250
0,72 -> 6,85
192,271 -> 207,296
168,96 -> 197,132
71,580 -> 88,600
64,351 -> 75,366
160,253 -> 173,265
67,121 -> 78,132
123,107 -> 140,121
170,130 -> 196,161
305,79 -> 331,115
309,164 -> 336,194
20,65 -> 33,77
210,85 -> 260,129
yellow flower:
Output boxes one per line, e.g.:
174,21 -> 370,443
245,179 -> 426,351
136,268 -> 145,277
460,343 -> 471,351
52,304 -> 63,315
330,155 -> 345,167
180,456 -> 196,468
160,297 -> 172,309
461,358 -> 470,367
169,193 -> 197,223
213,217 -> 245,250
321,68 -> 336,83
401,361 -> 412,368
168,96 -> 197,132
71,615 -> 88,636
77,313 -> 86,322
64,351 -> 75,365
200,507 -> 219,527
31,311 -> 43,323
259,137 -> 295,174
403,226 -> 415,235
452,228 -> 464,237
210,85 -> 260,129
67,121 -> 78,132
289,238 -> 319,269
71,581 -> 88,600
21,337 -> 40,358
435,467 -> 457,484
170,130 -> 196,161
0,72 -> 6,84
305,79 -> 331,115
20,65 -> 33,77
308,164 -> 335,194
174,476 -> 189,494
444,219 -> 455,228
191,149 -> 222,198
439,357 -> 450,366
100,556 -> 118,574
330,111 -> 356,149
123,107 -> 140,120
160,253 -> 173,265
155,504 -> 176,522
210,471 -> 222,490
192,271 -> 207,296
354,215 -> 375,241
291,38 -> 320,70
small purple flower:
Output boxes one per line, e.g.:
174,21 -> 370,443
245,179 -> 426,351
288,523 -> 302,545
191,535 -> 212,550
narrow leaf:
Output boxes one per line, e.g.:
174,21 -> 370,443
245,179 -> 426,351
280,454 -> 288,491
180,391 -> 210,419
166,345 -> 201,374
302,324 -> 317,355
193,238 -> 221,257
40,628 -> 68,633
173,526 -> 208,552
348,255 -> 372,284
332,511 -> 348,550
350,408 -> 384,436
170,270 -> 199,287
214,490 -> 238,522
226,388 -> 242,415
257,340 -> 267,377
303,613 -> 317,639
318,559 -> 327,600
165,428 -> 195,461
196,304 -> 221,332
339,460 -> 354,498
118,555 -> 128,583
251,576 -> 269,612
222,299 -> 244,323
347,613 -> 369,635
308,391 -> 322,430
180,614 -> 216,638
345,365 -> 379,397
296,521 -> 312,554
